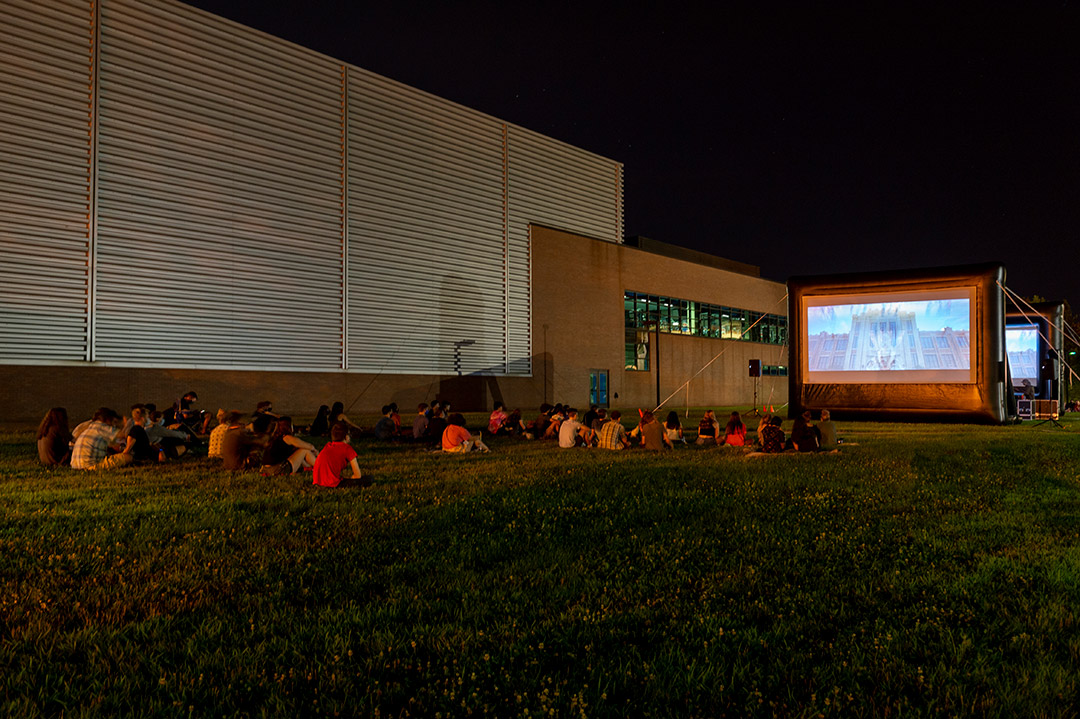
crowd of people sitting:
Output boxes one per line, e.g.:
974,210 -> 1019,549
35,394 -> 372,488
36,391 -> 846,483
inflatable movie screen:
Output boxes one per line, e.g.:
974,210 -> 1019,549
788,263 -> 1007,424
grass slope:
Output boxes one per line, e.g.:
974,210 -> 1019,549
2,416 -> 1080,717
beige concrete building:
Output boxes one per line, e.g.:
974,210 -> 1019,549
529,226 -> 789,413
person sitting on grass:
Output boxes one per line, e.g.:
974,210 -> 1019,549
590,408 -> 608,434
146,410 -> 189,459
307,405 -> 331,437
329,401 -> 364,434
558,407 -> 589,448
754,413 -> 772,449
426,404 -> 448,445
442,413 -> 490,453
171,390 -> 211,436
488,401 -> 512,436
312,422 -> 367,488
37,407 -> 72,466
760,415 -> 786,454
665,411 -> 686,445
817,409 -> 839,448
207,408 -> 230,458
374,405 -> 397,441
695,410 -> 720,446
723,411 -> 747,447
425,400 -> 441,419
597,410 -> 630,450
412,403 -> 429,440
261,416 -> 318,475
220,412 -> 260,471
118,405 -> 162,464
790,410 -> 820,452
545,405 -> 567,439
525,403 -> 554,440
582,405 -> 600,431
632,410 -> 673,450
71,408 -> 131,470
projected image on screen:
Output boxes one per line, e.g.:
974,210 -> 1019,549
1006,324 -> 1039,388
803,290 -> 975,384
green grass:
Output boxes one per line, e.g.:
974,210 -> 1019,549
2,414 -> 1080,717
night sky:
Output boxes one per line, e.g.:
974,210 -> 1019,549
182,1 -> 1079,309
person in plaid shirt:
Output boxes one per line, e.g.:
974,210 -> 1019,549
597,410 -> 630,450
70,408 -> 132,470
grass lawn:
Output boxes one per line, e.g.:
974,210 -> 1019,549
2,413 -> 1080,717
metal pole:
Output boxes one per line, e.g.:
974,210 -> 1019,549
655,319 -> 661,409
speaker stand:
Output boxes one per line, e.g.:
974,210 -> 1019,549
748,376 -> 761,417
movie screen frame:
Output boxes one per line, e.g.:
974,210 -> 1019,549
1005,322 -> 1040,390
801,287 -> 978,385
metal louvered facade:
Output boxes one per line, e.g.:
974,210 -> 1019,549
348,67 -> 508,376
0,0 -> 93,362
0,0 -> 624,376
93,0 -> 345,368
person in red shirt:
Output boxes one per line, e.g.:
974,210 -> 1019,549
312,422 -> 365,487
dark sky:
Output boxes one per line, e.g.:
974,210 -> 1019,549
183,1 -> 1079,309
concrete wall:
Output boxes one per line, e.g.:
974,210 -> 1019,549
0,364 -> 543,429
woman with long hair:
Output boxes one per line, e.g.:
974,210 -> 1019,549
307,405 -> 331,436
664,410 -> 686,445
329,401 -> 363,433
723,411 -> 747,447
261,416 -> 318,475
37,407 -> 71,466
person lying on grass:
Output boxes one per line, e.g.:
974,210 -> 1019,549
261,416 -> 318,475
312,421 -> 367,487
442,413 -> 490,453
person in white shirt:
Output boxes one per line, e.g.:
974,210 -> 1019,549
558,408 -> 588,448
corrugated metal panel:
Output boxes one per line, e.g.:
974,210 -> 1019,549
0,0 -> 92,362
347,67 -> 510,375
507,125 -> 624,242
93,0 -> 345,368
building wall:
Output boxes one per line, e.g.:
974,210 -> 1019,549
531,225 -> 790,412
2,226 -> 789,426
0,0 -> 623,379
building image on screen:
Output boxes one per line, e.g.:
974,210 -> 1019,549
805,296 -> 973,383
1006,325 -> 1039,387
789,264 -> 1005,423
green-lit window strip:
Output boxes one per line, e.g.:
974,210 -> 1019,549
624,290 -> 788,345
